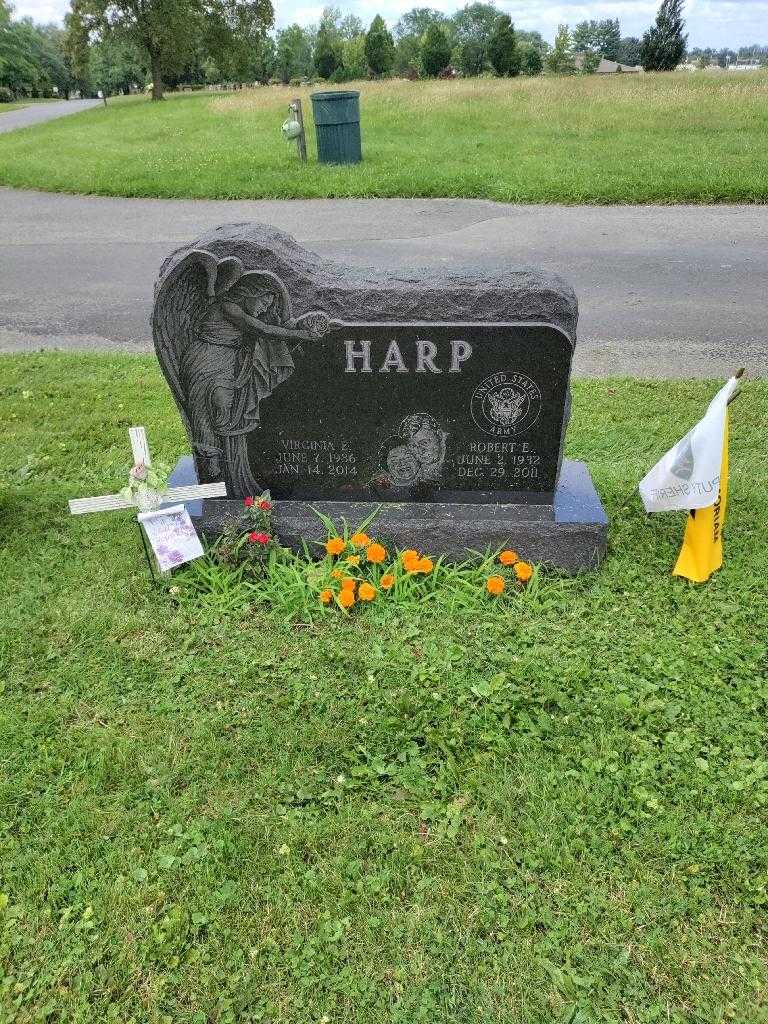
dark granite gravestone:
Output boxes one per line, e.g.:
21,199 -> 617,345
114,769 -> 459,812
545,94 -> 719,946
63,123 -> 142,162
153,223 -> 607,571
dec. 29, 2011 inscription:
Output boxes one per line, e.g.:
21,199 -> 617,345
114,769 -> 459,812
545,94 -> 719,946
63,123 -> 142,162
152,225 -> 608,571
153,238 -> 573,505
248,321 -> 571,503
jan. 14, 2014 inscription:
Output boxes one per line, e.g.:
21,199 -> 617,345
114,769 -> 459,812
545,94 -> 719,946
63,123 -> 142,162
153,246 -> 573,504
153,225 -> 608,570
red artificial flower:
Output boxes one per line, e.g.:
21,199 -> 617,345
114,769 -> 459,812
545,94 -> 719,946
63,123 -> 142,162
243,496 -> 255,507
248,531 -> 269,545
258,499 -> 272,511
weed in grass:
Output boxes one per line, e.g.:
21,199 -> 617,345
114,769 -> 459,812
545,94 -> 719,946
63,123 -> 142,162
1,354 -> 768,1022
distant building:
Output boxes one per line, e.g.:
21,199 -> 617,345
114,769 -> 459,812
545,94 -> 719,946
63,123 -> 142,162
573,53 -> 643,74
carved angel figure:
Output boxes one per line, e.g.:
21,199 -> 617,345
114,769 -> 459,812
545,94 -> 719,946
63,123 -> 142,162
154,250 -> 324,495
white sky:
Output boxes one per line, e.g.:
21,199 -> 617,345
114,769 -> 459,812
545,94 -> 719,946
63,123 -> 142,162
11,0 -> 768,49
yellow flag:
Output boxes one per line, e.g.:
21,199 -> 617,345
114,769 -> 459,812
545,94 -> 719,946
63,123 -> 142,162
673,411 -> 729,583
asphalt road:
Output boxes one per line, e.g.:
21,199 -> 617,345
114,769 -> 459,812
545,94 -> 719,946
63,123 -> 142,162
0,98 -> 101,135
1,188 -> 766,377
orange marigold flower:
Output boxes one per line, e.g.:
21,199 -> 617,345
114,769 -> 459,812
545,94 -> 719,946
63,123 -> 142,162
499,549 -> 519,566
380,573 -> 395,590
319,588 -> 333,604
486,575 -> 505,596
338,588 -> 355,609
340,577 -> 357,591
514,561 -> 534,582
415,557 -> 433,574
350,532 -> 371,547
402,549 -> 421,571
358,582 -> 376,602
346,554 -> 361,566
366,542 -> 387,564
325,537 -> 345,556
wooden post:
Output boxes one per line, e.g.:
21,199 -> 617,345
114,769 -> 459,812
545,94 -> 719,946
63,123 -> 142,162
292,97 -> 307,162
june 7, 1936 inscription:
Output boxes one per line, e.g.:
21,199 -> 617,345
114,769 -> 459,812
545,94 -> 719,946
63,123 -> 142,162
245,322 -> 572,503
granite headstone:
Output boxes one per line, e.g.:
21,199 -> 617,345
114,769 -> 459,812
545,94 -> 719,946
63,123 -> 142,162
153,223 -> 607,571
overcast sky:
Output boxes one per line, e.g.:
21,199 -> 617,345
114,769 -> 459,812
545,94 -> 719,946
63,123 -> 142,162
11,0 -> 768,49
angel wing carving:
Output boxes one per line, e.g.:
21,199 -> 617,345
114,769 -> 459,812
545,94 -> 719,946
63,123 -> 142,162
152,249 -> 322,497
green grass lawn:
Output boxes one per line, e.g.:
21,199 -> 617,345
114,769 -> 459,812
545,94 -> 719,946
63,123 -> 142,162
2,354 -> 768,1022
0,74 -> 766,202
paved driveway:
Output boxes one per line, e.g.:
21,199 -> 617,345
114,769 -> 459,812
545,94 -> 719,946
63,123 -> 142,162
1,188 -> 766,376
0,98 -> 100,135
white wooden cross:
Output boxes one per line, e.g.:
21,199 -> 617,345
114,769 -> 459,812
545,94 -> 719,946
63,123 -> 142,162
68,426 -> 227,515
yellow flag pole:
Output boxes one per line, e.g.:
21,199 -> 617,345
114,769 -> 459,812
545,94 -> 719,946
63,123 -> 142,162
672,369 -> 743,583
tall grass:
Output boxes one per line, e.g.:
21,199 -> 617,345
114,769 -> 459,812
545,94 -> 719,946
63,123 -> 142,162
0,72 -> 766,202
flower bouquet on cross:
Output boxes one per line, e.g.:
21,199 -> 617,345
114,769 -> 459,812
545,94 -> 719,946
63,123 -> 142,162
119,458 -> 172,512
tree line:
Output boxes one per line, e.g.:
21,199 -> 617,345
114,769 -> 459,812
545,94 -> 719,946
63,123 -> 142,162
2,0 -> 766,104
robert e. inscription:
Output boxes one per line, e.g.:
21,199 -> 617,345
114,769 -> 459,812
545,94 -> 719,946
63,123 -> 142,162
246,322 -> 571,503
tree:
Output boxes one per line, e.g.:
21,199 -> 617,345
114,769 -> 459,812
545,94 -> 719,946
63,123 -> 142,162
452,2 -> 497,46
488,14 -> 519,76
340,32 -> 366,79
394,33 -> 420,76
314,25 -> 339,77
339,14 -> 363,39
454,39 -> 482,75
546,24 -> 576,74
640,0 -> 686,71
90,33 -> 143,93
578,48 -> 601,73
72,0 -> 273,100
252,33 -> 275,83
394,7 -> 449,41
519,42 -> 542,75
517,29 -> 545,51
420,21 -> 450,76
314,6 -> 342,78
364,14 -> 394,76
616,35 -> 641,64
276,24 -> 312,83
38,23 -> 75,96
63,4 -> 91,93
572,18 -> 621,60
0,19 -> 43,95
1,14 -> 73,97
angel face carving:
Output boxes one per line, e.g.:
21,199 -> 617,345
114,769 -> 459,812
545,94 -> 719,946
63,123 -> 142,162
153,249 -> 322,495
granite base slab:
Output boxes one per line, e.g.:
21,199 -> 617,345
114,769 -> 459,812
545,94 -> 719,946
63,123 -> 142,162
168,457 -> 607,573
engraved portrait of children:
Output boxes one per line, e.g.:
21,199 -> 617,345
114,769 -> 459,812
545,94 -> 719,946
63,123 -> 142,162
379,412 -> 448,489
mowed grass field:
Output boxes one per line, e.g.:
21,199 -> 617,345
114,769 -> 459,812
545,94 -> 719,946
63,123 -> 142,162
2,353 -> 768,1021
0,73 -> 767,202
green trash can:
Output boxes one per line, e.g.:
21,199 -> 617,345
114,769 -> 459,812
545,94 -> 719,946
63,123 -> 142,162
311,90 -> 362,165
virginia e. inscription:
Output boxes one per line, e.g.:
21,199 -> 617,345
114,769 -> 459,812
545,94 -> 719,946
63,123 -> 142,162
153,246 -> 573,504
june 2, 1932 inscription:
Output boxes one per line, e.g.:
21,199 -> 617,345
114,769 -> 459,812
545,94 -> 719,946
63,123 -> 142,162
152,225 -> 609,571
153,246 -> 573,504
250,321 -> 572,503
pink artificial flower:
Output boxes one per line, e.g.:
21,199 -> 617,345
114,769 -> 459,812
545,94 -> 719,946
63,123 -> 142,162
248,531 -> 269,545
130,462 -> 148,482
243,496 -> 255,507
258,499 -> 272,511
